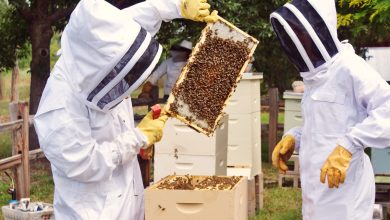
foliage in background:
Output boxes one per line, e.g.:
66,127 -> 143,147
2,0 -> 389,102
337,0 -> 390,49
0,0 -> 29,70
50,32 -> 61,69
157,0 -> 300,93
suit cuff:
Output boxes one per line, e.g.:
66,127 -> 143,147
337,136 -> 361,155
135,128 -> 148,149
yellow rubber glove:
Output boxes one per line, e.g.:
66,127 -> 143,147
137,110 -> 168,147
272,135 -> 295,173
181,0 -> 219,23
320,145 -> 352,188
204,10 -> 218,23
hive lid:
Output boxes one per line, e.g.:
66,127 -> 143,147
283,90 -> 304,99
166,16 -> 259,136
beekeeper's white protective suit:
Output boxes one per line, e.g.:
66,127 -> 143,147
270,0 -> 390,219
33,0 -> 183,219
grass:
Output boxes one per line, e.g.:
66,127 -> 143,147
0,69 -> 31,103
257,187 -> 302,220
28,160 -> 54,203
0,132 -> 12,159
261,112 -> 284,124
247,163 -> 302,220
0,100 -> 9,119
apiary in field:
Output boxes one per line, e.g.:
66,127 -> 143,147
145,175 -> 248,220
166,16 -> 259,136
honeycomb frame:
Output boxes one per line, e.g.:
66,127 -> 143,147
166,16 -> 259,136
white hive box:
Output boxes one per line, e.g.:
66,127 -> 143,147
153,153 -> 227,182
225,73 -> 262,114
283,91 -> 303,132
145,175 -> 248,220
155,115 -> 228,156
154,115 -> 228,182
225,72 -> 262,179
227,113 -> 261,166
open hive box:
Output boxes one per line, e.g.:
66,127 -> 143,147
166,16 -> 259,136
145,175 -> 248,220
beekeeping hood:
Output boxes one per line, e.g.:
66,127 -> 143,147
270,0 -> 341,73
60,0 -> 162,112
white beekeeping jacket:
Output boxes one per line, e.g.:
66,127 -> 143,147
271,0 -> 390,219
34,0 -> 182,219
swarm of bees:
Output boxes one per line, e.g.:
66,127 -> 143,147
156,175 -> 242,190
170,31 -> 254,134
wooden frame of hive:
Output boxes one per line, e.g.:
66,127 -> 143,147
165,16 -> 259,136
152,175 -> 244,190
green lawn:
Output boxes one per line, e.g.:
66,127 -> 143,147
261,111 -> 284,124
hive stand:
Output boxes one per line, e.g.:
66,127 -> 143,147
278,154 -> 300,188
247,173 -> 264,218
375,178 -> 390,220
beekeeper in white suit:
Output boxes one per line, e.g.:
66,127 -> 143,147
270,0 -> 390,219
33,0 -> 217,219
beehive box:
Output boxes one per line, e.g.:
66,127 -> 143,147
155,115 -> 228,156
166,16 -> 259,136
153,153 -> 227,182
224,73 -> 262,114
283,91 -> 304,133
227,112 -> 261,172
145,175 -> 248,220
154,115 -> 228,182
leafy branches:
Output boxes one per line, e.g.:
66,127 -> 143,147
337,0 -> 390,46
157,0 -> 298,92
0,1 -> 29,70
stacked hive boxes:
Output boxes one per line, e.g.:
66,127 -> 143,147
225,72 -> 262,179
283,91 -> 303,132
280,91 -> 303,188
154,115 -> 228,182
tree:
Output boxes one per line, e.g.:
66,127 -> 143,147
4,0 -> 140,149
0,1 -> 29,103
0,1 -> 29,70
5,0 -> 77,149
337,0 -> 390,49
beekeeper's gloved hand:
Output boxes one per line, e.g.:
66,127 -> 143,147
272,135 -> 295,173
320,145 -> 352,188
181,0 -> 218,23
137,110 -> 168,148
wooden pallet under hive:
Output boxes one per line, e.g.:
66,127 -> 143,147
166,16 -> 259,136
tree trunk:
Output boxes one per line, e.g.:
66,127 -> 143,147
0,70 -> 3,100
11,60 -> 20,102
28,21 -> 53,150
